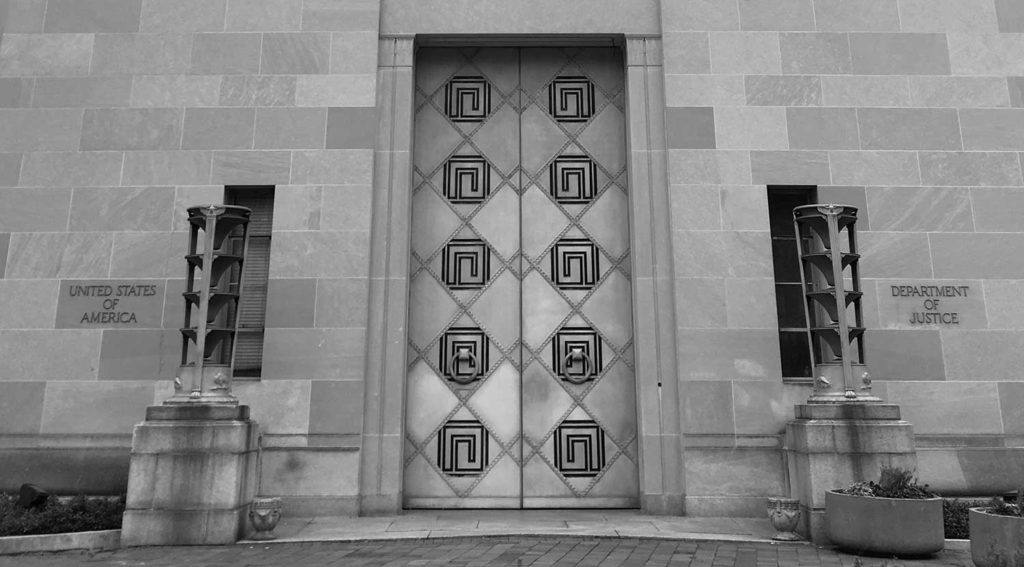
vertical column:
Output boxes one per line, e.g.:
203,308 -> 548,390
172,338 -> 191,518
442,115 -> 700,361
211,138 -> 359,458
359,35 -> 415,514
624,36 -> 685,515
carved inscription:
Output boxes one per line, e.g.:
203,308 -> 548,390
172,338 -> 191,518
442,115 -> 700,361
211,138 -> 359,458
889,284 -> 971,326
56,280 -> 165,328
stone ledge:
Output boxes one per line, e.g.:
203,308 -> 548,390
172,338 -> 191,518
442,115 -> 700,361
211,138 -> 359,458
795,403 -> 901,420
0,530 -> 120,556
146,405 -> 249,422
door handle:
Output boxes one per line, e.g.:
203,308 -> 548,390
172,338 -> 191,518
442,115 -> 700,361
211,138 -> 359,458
449,346 -> 480,384
562,347 -> 594,384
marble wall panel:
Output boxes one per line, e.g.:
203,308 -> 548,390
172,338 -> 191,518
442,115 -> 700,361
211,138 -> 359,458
0,330 -> 101,381
909,76 -> 1010,108
0,382 -> 46,434
811,0 -> 899,32
265,278 -> 316,328
92,33 -> 190,75
309,380 -> 364,434
662,0 -> 739,31
0,279 -> 58,329
189,33 -> 261,74
43,0 -> 141,33
984,281 -> 1024,330
226,0 -> 302,31
867,329 -> 947,381
849,33 -> 951,75
0,188 -> 71,232
5,232 -> 112,278
139,0 -> 227,32
130,75 -> 222,107
0,34 -> 93,77
41,381 -> 154,434
898,0 -> 999,33
261,33 -> 330,74
98,328 -> 178,380
786,108 -> 858,150
919,151 -> 1022,186
254,108 -> 327,149
680,380 -> 734,434
122,151 -> 212,186
69,186 -> 174,231
865,187 -> 974,232
314,277 -> 369,328
779,32 -> 851,74
749,150 -> 831,185
33,77 -> 133,108
887,381 -> 1003,434
261,328 -> 366,381
745,75 -> 821,107
676,329 -> 782,381
0,109 -> 82,151
709,32 -> 781,74
931,233 -> 1024,278
942,330 -> 1024,381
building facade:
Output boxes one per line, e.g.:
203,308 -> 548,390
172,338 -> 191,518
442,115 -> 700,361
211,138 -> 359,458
1,0 -> 1023,517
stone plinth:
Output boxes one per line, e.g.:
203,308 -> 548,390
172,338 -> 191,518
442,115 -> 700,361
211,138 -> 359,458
784,403 -> 917,543
121,405 -> 258,546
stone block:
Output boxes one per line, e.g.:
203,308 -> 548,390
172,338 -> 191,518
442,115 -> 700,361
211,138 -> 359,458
69,186 -> 174,231
110,232 -> 184,278
290,149 -> 372,184
779,32 -> 850,74
0,109 -> 82,151
714,106 -> 788,150
270,231 -> 370,278
786,108 -> 858,150
999,382 -> 1024,434
920,151 -> 1022,186
931,233 -> 1024,278
961,109 -> 1024,150
725,277 -> 776,329
0,78 -> 32,107
98,329 -> 178,380
750,150 -> 831,185
273,184 -> 321,230
211,151 -> 290,184
676,328 -> 781,381
82,107 -> 182,151
942,330 -> 1024,381
850,33 -> 951,75
664,75 -> 745,107
295,75 -> 376,107
182,108 -> 255,150
329,31 -> 379,74
0,233 -> 8,276
949,33 -> 1024,76
661,0 -> 739,31
672,230 -> 772,278
668,185 -> 720,231
709,32 -> 781,74
190,33 -> 261,74
685,447 -> 786,496
219,76 -> 296,107
917,446 -> 1024,494
44,0 -> 140,32
32,77 -> 132,108
300,0 -> 380,31
261,328 -> 366,381
0,330 -> 100,381
0,381 -> 45,433
321,185 -> 372,230
720,185 -> 768,231
5,233 -> 112,278
865,186 -> 972,232
857,108 -> 961,151
314,277 -> 369,328
255,108 -> 326,149
0,279 -> 57,329
123,151 -> 212,185
121,508 -> 249,546
265,278 -> 316,328
92,33 -> 190,75
899,0 -> 999,32
0,154 -> 20,186
130,75 -> 221,107
225,0 -> 301,31
738,0 -> 814,31
140,0 -> 226,32
996,0 -> 1024,32
857,232 -> 932,278
0,33 -> 92,77
325,107 -> 376,149
664,107 -> 715,150
811,0 -> 899,31
260,447 -> 359,496
309,380 -> 364,434
261,33 -> 330,74
816,186 -> 868,226
674,277 -> 726,328
680,380 -> 734,434
867,329 -> 946,381
745,75 -> 820,107
984,280 -> 1024,329
173,186 -> 222,230
41,380 -> 153,433
1012,77 -> 1024,108
909,76 -> 1009,108
18,151 -> 123,187
0,188 -> 71,232
2,0 -> 46,32
233,380 -> 311,433
887,381 -> 1002,434
821,76 -> 908,107
829,151 -> 919,185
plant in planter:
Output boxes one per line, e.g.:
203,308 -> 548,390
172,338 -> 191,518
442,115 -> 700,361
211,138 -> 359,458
971,489 -> 1024,567
826,466 -> 944,556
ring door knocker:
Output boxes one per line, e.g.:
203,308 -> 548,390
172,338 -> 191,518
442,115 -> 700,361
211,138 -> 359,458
450,346 -> 480,385
562,346 -> 594,384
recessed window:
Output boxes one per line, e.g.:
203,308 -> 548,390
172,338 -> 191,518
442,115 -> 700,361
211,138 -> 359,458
225,186 -> 274,379
767,186 -> 816,381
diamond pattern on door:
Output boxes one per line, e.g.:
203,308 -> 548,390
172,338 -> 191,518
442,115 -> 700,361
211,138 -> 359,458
406,46 -> 637,509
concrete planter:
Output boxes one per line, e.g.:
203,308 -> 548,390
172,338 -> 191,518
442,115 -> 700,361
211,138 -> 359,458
825,490 -> 944,556
0,530 -> 120,555
970,508 -> 1024,567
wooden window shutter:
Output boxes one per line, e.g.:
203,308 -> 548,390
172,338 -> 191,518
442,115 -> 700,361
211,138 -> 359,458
226,186 -> 274,378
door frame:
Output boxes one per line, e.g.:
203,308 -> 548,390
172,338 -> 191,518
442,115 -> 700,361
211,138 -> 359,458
359,33 -> 684,516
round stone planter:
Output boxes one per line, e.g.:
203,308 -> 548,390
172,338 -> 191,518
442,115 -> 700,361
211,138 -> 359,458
825,490 -> 944,556
970,507 -> 1024,567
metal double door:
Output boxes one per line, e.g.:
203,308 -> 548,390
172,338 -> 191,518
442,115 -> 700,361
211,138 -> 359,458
404,47 -> 637,508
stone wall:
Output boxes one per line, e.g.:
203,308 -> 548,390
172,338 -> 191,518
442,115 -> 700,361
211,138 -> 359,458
0,0 -> 380,513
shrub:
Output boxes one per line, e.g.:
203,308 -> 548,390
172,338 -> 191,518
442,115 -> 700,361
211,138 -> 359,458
984,489 -> 1023,518
943,499 -> 970,539
0,493 -> 124,537
836,466 -> 937,499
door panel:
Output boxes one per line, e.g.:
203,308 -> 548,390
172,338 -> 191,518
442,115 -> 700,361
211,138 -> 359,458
405,46 -> 637,509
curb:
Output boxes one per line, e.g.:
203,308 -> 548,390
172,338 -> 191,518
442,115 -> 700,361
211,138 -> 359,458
0,529 -> 121,555
238,531 -> 803,546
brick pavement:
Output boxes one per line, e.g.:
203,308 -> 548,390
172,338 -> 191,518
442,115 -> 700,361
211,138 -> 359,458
0,537 -> 972,567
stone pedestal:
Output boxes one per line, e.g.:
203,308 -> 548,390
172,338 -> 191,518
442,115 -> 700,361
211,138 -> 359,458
121,405 -> 258,546
784,403 -> 917,543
